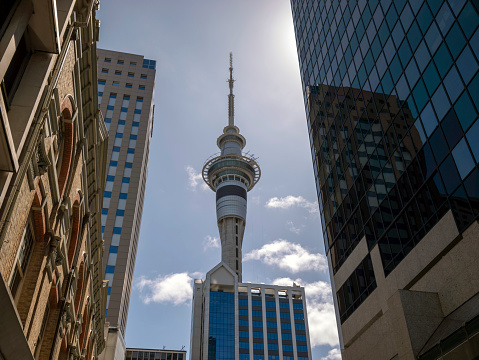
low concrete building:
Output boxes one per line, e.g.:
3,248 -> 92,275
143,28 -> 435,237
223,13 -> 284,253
0,0 -> 108,359
125,348 -> 186,360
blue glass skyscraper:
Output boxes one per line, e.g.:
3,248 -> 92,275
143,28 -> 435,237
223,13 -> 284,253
291,1 -> 479,359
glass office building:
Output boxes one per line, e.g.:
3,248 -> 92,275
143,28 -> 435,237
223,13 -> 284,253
290,1 -> 479,359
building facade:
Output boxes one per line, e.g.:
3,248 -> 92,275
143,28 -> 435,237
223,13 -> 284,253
96,49 -> 156,360
0,0 -> 108,359
125,347 -> 186,360
290,0 -> 479,359
190,55 -> 312,360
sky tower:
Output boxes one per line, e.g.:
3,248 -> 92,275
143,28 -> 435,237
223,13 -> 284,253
202,53 -> 260,282
190,55 -> 312,360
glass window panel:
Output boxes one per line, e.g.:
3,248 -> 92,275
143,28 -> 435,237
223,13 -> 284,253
121,182 -> 129,193
425,22 -> 441,54
441,109 -> 464,148
413,79 -> 428,112
108,96 -> 116,106
118,198 -> 126,210
454,92 -> 476,131
124,168 -> 132,178
439,155 -> 461,194
466,120 -> 479,161
117,124 -> 125,133
452,138 -> 475,179
111,233 -> 121,246
134,113 -> 141,122
417,3 -> 433,33
120,111 -> 127,120
457,47 -> 478,85
104,273 -> 114,284
105,181 -> 113,192
459,2 -> 479,39
431,85 -> 451,121
423,62 -> 440,95
126,153 -> 134,162
114,216 -> 124,228
129,139 -> 137,148
108,166 -> 116,176
434,43 -> 453,77
415,41 -> 430,72
103,197 -> 110,208
107,252 -> 117,266
444,66 -> 463,103
464,168 -> 479,216
429,128 -> 449,164
436,3 -> 454,36
449,0 -> 466,16
407,21 -> 421,51
446,23 -> 466,59
405,59 -> 420,88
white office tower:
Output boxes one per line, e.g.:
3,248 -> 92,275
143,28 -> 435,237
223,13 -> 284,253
190,55 -> 312,360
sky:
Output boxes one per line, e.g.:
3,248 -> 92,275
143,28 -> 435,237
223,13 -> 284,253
97,1 -> 341,360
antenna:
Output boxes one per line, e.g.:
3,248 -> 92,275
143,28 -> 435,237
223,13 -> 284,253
227,52 -> 235,127
181,345 -> 186,350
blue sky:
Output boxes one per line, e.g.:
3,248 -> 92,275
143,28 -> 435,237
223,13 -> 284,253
97,1 -> 341,359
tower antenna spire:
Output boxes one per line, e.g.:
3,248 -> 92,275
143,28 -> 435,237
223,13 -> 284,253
228,52 -> 235,127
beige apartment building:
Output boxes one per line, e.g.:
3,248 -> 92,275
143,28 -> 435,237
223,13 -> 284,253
96,49 -> 156,360
0,0 -> 108,359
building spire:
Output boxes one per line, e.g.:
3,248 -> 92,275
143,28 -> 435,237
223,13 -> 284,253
228,52 -> 235,127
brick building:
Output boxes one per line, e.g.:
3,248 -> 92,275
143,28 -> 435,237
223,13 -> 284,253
0,0 -> 108,359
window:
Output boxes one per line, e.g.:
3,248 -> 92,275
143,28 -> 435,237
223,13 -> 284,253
9,217 -> 34,301
252,300 -> 262,307
267,321 -> 277,328
139,85 -> 145,90
129,138 -> 137,149
107,253 -> 117,266
136,97 -> 143,109
108,94 -> 116,106
126,83 -> 133,88
293,302 -> 303,309
130,62 -> 137,66
133,113 -> 141,122
281,322 -> 291,329
296,334 -> 307,341
98,80 -> 106,92
253,343 -> 263,350
267,332 -> 278,339
115,70 -> 121,75
252,321 -> 263,328
282,333 -> 292,340
282,345 -> 293,352
239,331 -> 249,338
102,68 -> 109,73
239,309 -> 248,316
143,59 -> 156,69
297,346 -> 308,353
268,344 -> 279,351
280,312 -> 290,319
114,215 -> 124,227
239,342 -> 249,349
118,198 -> 126,210
117,59 -> 124,64
141,74 -> 147,79
126,149 -> 135,162
113,81 -> 119,86
121,182 -> 129,194
279,302 -> 289,309
295,323 -> 305,330
122,95 -> 130,108
294,313 -> 304,320
131,123 -> 139,135
266,311 -> 276,318
103,192 -> 112,208
124,163 -> 133,178
105,58 -> 111,63
266,301 -> 275,308
128,72 -> 134,77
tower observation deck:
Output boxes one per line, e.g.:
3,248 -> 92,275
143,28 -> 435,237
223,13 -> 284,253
202,53 -> 260,282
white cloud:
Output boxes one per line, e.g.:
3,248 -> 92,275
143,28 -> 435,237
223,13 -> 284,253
244,239 -> 327,273
286,220 -> 303,234
272,277 -> 340,348
265,195 -> 318,214
136,272 -> 194,306
186,166 -> 209,191
321,348 -> 342,360
203,235 -> 220,250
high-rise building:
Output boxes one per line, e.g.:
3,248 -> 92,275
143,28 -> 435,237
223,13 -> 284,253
125,347 -> 187,360
190,55 -> 312,360
96,49 -> 156,360
290,1 -> 479,359
0,1 -> 107,360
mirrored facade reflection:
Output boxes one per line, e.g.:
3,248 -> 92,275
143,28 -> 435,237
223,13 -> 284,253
291,0 -> 479,359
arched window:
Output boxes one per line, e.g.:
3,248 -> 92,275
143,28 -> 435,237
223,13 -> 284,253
56,96 -> 76,198
74,258 -> 85,315
8,216 -> 34,302
67,193 -> 82,268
